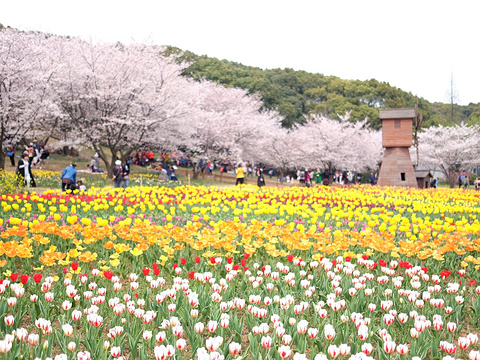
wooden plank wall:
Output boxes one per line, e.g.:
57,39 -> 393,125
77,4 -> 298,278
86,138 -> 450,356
382,119 -> 413,147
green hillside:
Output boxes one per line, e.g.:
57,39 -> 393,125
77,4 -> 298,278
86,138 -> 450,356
164,46 -> 480,129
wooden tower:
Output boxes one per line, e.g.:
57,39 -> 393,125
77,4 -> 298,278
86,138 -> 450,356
377,108 -> 418,187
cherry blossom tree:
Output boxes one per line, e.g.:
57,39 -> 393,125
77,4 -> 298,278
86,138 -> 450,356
254,113 -> 382,180
295,114 -> 382,174
252,124 -> 304,177
0,29 -> 58,169
172,80 -> 283,179
418,123 -> 480,187
51,38 -> 194,175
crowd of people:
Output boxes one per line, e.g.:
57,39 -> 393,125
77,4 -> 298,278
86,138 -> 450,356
232,164 -> 372,188
11,140 -> 51,188
10,146 -> 480,192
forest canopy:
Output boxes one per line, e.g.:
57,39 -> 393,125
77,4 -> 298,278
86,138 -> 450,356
163,46 -> 480,129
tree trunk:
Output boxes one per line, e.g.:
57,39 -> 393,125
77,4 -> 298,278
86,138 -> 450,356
448,175 -> 456,188
0,122 -> 5,170
0,150 -> 5,171
192,162 -> 200,180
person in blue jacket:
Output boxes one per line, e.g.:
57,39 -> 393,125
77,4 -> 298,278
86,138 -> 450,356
61,163 -> 77,192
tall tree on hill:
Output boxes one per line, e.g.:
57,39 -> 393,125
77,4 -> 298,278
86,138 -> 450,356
51,38 -> 194,176
0,29 -> 58,169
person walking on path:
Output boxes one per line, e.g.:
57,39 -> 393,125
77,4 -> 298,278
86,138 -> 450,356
314,168 -> 322,185
235,164 -> 245,186
122,160 -> 130,188
257,168 -> 265,188
26,143 -> 35,165
6,146 -> 15,167
464,174 -> 470,189
112,160 -> 124,188
61,163 -> 77,192
304,169 -> 311,187
17,153 -> 36,187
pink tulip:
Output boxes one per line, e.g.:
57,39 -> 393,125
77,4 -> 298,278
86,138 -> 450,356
447,322 -> 457,332
77,351 -> 91,360
194,322 -> 204,334
207,320 -> 218,333
111,347 -> 121,357
4,315 -> 14,326
27,333 -> 39,346
308,328 -> 319,339
327,344 -> 340,358
458,337 -> 471,350
176,339 -> 186,350
278,345 -> 291,358
324,324 -> 335,340
297,320 -> 308,334
261,336 -> 272,349
468,333 -> 479,345
154,345 -> 167,360
396,344 -> 408,355
362,343 -> 373,355
383,314 -> 394,326
384,341 -> 396,354
339,344 -> 350,356
282,334 -> 292,345
470,350 -> 480,360
229,342 -> 241,355
0,340 -> 12,354
156,331 -> 166,342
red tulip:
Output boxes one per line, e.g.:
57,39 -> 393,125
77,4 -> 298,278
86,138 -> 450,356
71,262 -> 79,271
10,273 -> 18,282
440,270 -> 451,279
20,274 -> 29,284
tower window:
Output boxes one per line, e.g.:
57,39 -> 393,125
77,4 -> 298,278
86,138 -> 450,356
401,173 -> 406,181
395,119 -> 401,129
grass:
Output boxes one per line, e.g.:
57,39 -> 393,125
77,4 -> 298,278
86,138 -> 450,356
4,150 -> 457,192
3,152 -> 234,192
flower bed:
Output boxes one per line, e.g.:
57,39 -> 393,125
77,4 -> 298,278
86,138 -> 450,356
0,185 -> 479,359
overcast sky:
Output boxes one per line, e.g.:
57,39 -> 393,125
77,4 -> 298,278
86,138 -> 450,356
2,0 -> 479,105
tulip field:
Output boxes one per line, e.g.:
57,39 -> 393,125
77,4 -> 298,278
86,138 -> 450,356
1,184 -> 480,360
